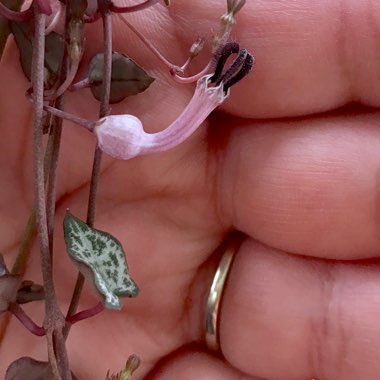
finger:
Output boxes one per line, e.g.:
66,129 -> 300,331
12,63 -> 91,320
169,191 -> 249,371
215,110 -> 380,259
109,0 -> 380,118
220,239 -> 380,380
146,348 -> 261,380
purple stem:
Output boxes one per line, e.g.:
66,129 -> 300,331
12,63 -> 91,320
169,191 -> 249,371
9,303 -> 45,336
110,0 -> 161,13
63,9 -> 113,339
69,77 -> 91,91
0,2 -> 32,21
66,302 -> 104,324
31,5 -> 71,379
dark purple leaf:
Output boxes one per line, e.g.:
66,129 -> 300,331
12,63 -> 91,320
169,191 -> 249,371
0,275 -> 21,313
88,52 -> 154,104
16,280 -> 45,304
5,357 -> 79,380
0,254 -> 20,313
10,21 -> 64,88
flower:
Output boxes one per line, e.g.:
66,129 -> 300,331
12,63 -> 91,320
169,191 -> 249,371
94,43 -> 254,160
44,43 -> 254,161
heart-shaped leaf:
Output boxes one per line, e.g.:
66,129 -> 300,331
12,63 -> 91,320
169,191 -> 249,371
10,21 -> 64,88
63,212 -> 138,310
88,52 -> 154,104
5,357 -> 78,380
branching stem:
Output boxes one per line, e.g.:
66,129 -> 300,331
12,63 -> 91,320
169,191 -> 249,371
31,4 -> 70,379
64,9 -> 113,339
66,302 -> 104,324
8,303 -> 45,336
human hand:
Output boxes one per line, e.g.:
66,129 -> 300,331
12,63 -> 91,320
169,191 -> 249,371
1,1 -> 380,379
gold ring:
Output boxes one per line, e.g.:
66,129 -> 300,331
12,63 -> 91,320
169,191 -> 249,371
205,233 -> 244,351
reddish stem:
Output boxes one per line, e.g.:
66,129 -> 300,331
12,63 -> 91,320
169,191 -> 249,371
110,0 -> 161,13
66,302 -> 104,324
8,303 -> 45,337
0,2 -> 32,21
84,13 -> 101,23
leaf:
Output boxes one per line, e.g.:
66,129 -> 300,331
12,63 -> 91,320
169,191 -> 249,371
10,21 -> 64,88
0,275 -> 21,313
88,52 -> 155,104
16,280 -> 45,304
5,357 -> 78,380
0,0 -> 24,60
63,211 -> 138,310
0,253 -> 21,313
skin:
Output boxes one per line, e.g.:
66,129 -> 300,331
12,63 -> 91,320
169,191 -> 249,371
1,0 -> 380,379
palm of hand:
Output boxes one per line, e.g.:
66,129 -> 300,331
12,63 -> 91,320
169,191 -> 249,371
1,1 -> 380,380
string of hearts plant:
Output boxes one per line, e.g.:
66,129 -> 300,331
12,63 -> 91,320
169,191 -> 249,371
0,0 -> 253,379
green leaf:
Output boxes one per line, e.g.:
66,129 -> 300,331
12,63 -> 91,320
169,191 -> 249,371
88,52 -> 155,104
10,21 -> 65,88
63,212 -> 138,310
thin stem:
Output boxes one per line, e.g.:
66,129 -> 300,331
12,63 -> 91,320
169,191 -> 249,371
44,105 -> 96,130
66,302 -> 104,324
47,331 -> 63,380
64,10 -> 112,338
8,303 -> 45,336
117,14 -> 214,83
32,0 -> 53,318
98,11 -> 113,119
172,62 -> 213,84
45,52 -> 81,100
0,119 -> 58,346
45,1 -> 62,34
69,77 -> 90,91
46,99 -> 63,255
31,5 -> 70,380
110,0 -> 161,13
116,13 -> 174,71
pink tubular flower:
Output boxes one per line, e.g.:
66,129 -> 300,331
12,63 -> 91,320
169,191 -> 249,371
44,43 -> 254,161
94,43 -> 254,161
94,74 -> 226,160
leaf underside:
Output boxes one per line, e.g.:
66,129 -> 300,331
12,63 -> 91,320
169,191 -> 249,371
63,212 -> 138,310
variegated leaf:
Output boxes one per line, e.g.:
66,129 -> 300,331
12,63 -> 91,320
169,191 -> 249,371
63,212 -> 138,310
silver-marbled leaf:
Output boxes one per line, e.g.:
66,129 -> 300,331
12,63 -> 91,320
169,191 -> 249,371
63,212 -> 138,310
